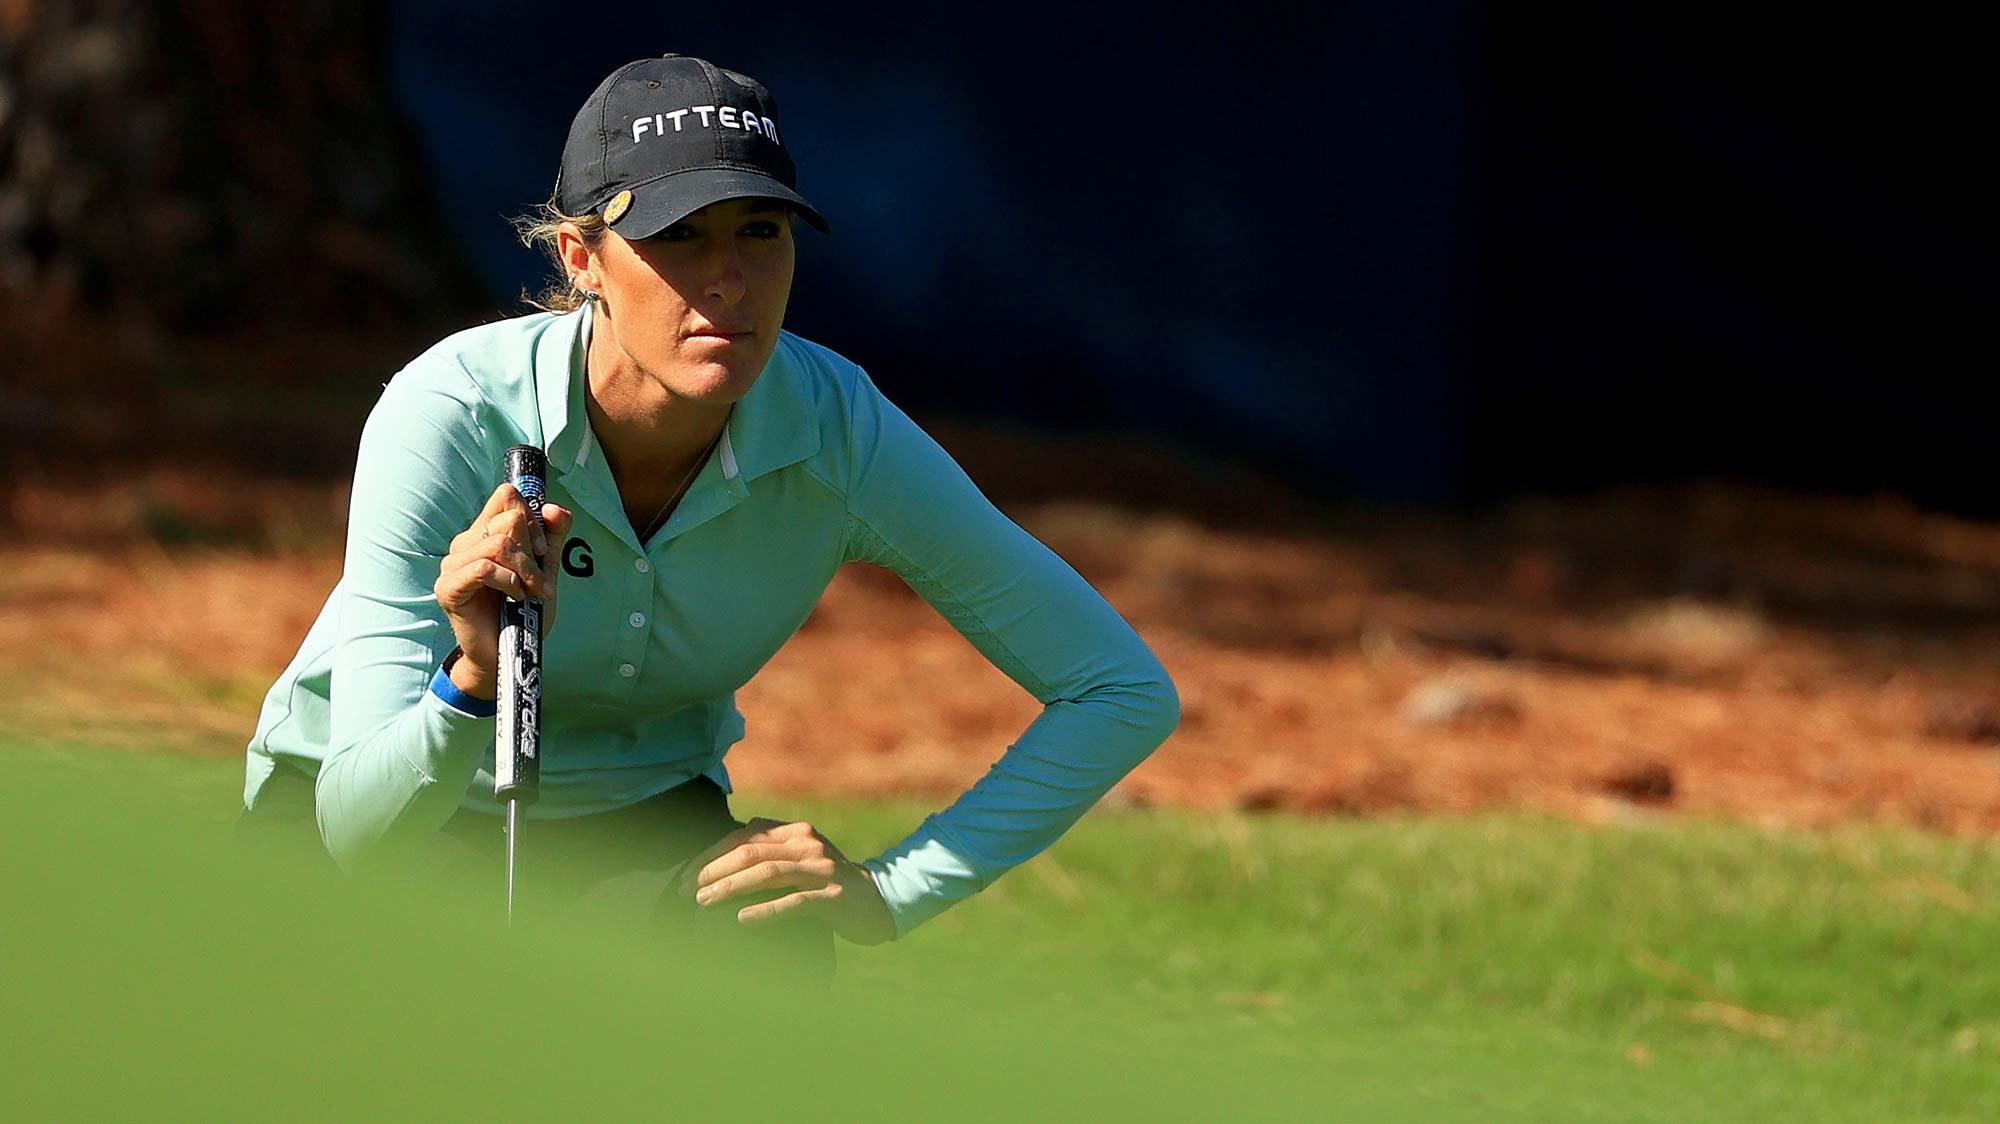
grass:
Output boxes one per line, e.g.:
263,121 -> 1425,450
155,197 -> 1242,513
4,738 -> 1997,1121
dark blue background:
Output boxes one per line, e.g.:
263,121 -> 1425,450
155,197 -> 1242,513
385,3 -> 1992,512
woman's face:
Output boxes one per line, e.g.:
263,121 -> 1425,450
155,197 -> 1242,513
566,197 -> 796,405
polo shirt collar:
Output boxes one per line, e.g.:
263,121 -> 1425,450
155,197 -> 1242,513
533,304 -> 591,476
530,305 -> 821,493
720,333 -> 821,491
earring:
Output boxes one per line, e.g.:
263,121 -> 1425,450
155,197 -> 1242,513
582,289 -> 600,302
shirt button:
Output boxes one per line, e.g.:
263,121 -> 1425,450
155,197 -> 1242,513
634,558 -> 651,574
618,663 -> 637,678
628,612 -> 646,629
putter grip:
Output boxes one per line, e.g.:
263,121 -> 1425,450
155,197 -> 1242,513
494,445 -> 547,806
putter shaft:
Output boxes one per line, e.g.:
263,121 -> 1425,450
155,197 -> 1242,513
506,799 -> 520,923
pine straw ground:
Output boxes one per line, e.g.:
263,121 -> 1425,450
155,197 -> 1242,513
11,454 -> 2000,835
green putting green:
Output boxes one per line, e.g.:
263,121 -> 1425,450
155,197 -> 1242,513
4,740 -> 1996,1121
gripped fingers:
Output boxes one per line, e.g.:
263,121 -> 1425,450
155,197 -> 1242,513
698,841 -> 810,882
678,819 -> 792,896
472,481 -> 521,532
445,483 -> 522,558
438,553 -> 531,606
540,504 -> 574,552
733,884 -> 845,926
527,504 -> 574,593
690,818 -> 798,872
451,529 -> 552,598
487,504 -> 549,559
696,850 -> 838,904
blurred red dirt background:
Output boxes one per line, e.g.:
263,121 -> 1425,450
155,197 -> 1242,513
11,435 -> 2000,835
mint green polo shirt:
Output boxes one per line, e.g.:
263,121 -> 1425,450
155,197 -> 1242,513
243,303 -> 1180,937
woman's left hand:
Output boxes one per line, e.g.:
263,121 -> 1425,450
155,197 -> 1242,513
684,818 -> 897,945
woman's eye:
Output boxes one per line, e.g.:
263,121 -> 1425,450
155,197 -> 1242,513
649,218 -> 779,244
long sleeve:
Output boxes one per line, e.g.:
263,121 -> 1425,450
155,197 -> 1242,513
842,369 -> 1181,937
314,371 -> 499,867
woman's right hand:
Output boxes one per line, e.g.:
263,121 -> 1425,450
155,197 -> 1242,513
433,483 -> 575,701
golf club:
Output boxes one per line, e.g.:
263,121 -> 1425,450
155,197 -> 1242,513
494,444 -> 547,922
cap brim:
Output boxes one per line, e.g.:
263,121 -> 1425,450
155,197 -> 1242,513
607,168 -> 830,237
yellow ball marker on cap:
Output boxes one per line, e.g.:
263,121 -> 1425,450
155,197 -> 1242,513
603,189 -> 634,225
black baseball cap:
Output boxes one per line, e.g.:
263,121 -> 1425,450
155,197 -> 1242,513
556,54 -> 829,237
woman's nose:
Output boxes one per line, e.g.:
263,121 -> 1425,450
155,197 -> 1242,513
706,240 -> 746,303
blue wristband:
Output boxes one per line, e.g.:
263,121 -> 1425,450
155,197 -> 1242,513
429,660 -> 497,718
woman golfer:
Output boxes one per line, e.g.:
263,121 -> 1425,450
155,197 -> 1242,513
240,54 -> 1179,972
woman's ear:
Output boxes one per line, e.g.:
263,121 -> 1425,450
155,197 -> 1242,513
555,222 -> 590,274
